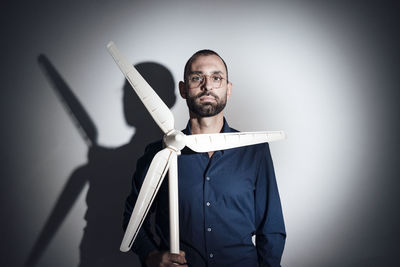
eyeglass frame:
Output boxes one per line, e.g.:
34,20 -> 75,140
186,71 -> 228,89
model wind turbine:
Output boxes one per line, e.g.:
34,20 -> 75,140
106,41 -> 286,254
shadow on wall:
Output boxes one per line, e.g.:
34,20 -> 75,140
25,55 -> 176,267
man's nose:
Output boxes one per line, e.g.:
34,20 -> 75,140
201,76 -> 213,91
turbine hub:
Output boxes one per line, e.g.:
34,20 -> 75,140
163,130 -> 186,151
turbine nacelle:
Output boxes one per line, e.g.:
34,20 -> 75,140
163,130 -> 186,152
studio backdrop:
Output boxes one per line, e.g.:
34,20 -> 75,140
1,1 -> 399,266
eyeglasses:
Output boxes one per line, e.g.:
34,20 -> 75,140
187,73 -> 226,89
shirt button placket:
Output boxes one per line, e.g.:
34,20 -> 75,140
204,173 -> 213,264
205,201 -> 213,262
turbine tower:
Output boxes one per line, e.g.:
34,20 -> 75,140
107,42 -> 285,254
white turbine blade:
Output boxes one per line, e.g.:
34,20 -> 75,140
120,148 -> 173,252
168,153 -> 180,254
185,131 -> 286,153
106,41 -> 174,134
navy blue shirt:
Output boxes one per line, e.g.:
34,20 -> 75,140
124,119 -> 286,267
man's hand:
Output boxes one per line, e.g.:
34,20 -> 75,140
145,250 -> 187,267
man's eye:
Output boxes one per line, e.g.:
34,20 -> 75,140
212,76 -> 222,81
191,76 -> 202,82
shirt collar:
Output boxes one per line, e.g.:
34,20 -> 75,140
182,117 -> 233,135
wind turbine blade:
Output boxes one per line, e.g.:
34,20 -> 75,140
106,41 -> 175,134
185,131 -> 286,153
168,153 -> 180,254
120,148 -> 173,252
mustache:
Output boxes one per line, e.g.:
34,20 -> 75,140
195,91 -> 219,100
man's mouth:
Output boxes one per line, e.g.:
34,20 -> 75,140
197,92 -> 218,102
199,95 -> 216,102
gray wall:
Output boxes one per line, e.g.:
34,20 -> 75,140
1,0 -> 399,266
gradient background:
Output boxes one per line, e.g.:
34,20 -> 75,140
1,0 -> 399,266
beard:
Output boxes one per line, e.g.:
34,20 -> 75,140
186,90 -> 227,117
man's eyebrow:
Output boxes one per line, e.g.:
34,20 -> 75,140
189,70 -> 225,75
211,71 -> 224,75
189,71 -> 203,75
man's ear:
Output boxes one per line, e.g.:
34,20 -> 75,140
179,81 -> 187,99
227,81 -> 233,100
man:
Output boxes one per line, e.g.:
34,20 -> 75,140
123,50 -> 286,267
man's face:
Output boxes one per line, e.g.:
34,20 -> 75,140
179,55 -> 232,117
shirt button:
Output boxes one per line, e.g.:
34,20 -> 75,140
206,176 -> 210,181
207,227 -> 212,232
209,253 -> 214,258
206,202 -> 211,206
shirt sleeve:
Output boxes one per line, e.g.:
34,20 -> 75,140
254,143 -> 286,267
123,144 -> 160,264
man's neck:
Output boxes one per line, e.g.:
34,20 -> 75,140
189,112 -> 224,135
189,112 -> 224,158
